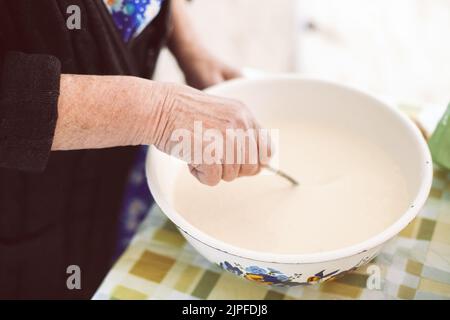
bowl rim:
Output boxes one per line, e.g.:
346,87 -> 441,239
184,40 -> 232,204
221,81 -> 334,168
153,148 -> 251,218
146,75 -> 433,264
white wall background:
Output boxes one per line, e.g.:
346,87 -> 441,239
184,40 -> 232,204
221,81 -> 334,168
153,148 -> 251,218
154,0 -> 450,107
296,0 -> 450,107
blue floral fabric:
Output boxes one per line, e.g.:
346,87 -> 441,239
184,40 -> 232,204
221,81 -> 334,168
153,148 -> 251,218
104,0 -> 164,42
115,146 -> 153,259
104,0 -> 164,258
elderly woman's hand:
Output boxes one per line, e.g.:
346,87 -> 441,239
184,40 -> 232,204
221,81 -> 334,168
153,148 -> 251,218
176,46 -> 241,90
141,81 -> 272,186
54,75 -> 271,186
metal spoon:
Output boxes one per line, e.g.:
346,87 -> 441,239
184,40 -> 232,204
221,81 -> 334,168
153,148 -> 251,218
264,165 -> 299,186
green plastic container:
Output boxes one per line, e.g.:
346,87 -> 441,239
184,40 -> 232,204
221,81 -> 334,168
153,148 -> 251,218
428,103 -> 450,170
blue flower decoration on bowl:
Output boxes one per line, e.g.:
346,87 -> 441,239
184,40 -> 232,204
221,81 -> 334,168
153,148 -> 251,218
218,261 -> 356,287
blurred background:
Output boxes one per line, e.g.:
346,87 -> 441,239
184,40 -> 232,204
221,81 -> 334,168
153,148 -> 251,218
154,0 -> 450,108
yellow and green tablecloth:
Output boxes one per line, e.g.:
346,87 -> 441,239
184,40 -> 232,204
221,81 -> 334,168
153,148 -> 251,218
93,166 -> 450,300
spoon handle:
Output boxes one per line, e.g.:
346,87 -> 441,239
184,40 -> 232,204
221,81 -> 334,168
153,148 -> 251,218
264,165 -> 299,186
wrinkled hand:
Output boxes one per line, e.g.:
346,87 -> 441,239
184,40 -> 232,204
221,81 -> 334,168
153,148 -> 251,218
143,82 -> 272,186
178,47 -> 242,90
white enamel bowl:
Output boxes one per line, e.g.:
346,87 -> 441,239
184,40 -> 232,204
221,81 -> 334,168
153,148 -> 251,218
146,76 -> 432,286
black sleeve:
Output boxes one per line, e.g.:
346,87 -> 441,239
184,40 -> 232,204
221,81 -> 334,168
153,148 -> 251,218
0,51 -> 61,172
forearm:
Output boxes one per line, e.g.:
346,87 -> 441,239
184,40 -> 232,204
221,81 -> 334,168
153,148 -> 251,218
51,74 -> 269,185
167,0 -> 204,69
53,74 -> 168,150
166,0 -> 240,89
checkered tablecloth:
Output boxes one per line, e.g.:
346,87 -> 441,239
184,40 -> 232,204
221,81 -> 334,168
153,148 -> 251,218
93,164 -> 450,300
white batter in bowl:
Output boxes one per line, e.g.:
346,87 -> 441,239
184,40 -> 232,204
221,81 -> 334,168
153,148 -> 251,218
146,76 -> 432,286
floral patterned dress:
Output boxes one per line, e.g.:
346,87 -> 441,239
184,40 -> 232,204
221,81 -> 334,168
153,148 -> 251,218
104,0 -> 164,42
103,0 -> 165,258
